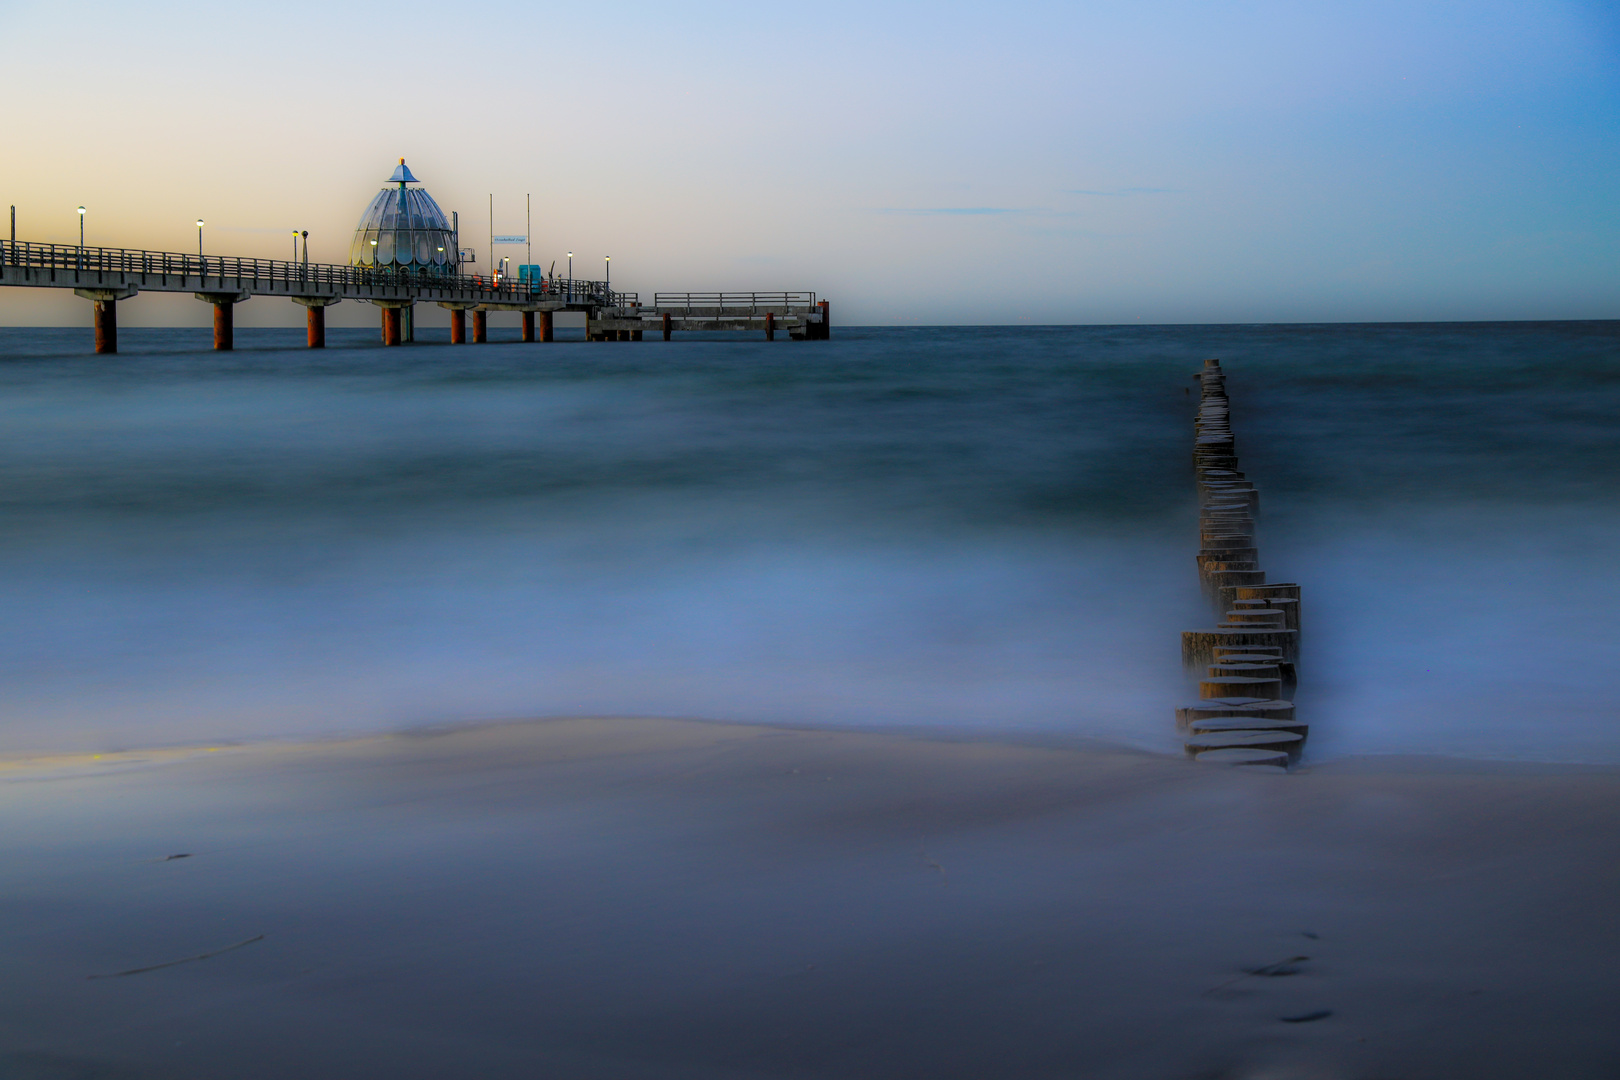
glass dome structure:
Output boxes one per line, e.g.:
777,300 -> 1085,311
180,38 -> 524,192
348,159 -> 457,274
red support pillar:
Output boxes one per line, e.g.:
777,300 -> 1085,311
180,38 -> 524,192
473,309 -> 487,343
765,311 -> 775,342
539,310 -> 553,342
306,304 -> 325,349
522,310 -> 535,343
818,299 -> 831,340
662,312 -> 672,341
213,301 -> 234,351
94,299 -> 117,354
451,308 -> 466,344
382,306 -> 402,347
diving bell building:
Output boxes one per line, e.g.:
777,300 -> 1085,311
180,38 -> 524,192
349,159 -> 460,340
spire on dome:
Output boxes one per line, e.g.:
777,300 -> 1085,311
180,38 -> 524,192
388,158 -> 419,184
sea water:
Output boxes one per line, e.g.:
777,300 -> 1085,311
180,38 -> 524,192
0,323 -> 1615,761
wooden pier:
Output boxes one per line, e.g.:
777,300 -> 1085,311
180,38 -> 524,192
0,240 -> 829,353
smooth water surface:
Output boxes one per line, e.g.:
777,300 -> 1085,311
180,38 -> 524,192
1,323 -> 1616,760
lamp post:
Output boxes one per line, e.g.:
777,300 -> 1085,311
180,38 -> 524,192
292,229 -> 299,263
567,251 -> 572,301
77,206 -> 85,268
301,231 -> 308,274
605,255 -> 610,297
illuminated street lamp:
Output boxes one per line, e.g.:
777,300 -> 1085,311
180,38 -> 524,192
77,206 -> 85,268
197,219 -> 204,258
292,229 -> 299,262
605,255 -> 610,295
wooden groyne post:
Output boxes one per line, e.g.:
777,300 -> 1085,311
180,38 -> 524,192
1177,359 -> 1306,769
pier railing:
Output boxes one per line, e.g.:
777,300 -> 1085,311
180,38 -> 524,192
653,291 -> 816,309
0,239 -> 637,307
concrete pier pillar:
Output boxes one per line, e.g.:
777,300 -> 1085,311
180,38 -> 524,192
94,300 -> 117,354
382,306 -> 402,347
401,305 -> 414,343
522,310 -> 535,343
291,297 -> 339,349
213,301 -> 234,350
451,308 -> 466,344
540,310 -> 553,342
75,288 -> 137,355
662,312 -> 672,341
190,292 -> 248,351
473,309 -> 487,344
765,312 -> 775,341
306,304 -> 325,348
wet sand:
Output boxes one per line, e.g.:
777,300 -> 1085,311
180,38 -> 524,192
3,717 -> 1618,1079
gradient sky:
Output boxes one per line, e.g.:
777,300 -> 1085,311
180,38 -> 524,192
2,0 -> 1616,325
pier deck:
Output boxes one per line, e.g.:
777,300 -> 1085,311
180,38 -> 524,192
0,240 -> 828,352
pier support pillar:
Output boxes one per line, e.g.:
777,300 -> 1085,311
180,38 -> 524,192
292,296 -> 340,349
216,303 -> 233,350
439,301 -> 477,344
193,291 -> 249,351
818,300 -> 831,340
662,312 -> 672,341
371,299 -> 413,347
306,304 -> 325,348
76,287 -> 137,355
522,310 -> 535,343
765,312 -> 775,341
473,309 -> 487,344
539,310 -> 553,342
631,329 -> 643,341
94,300 -> 117,353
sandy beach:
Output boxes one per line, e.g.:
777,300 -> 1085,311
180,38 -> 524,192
3,717 -> 1617,1079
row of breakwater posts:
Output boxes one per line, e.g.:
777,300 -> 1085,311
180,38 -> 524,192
0,240 -> 830,353
1176,359 -> 1305,771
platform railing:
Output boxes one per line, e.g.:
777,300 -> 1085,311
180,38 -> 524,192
0,239 -> 635,306
653,291 -> 816,309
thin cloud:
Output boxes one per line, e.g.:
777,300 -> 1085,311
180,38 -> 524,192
1065,187 -> 1180,197
875,207 -> 1026,216
215,225 -> 310,234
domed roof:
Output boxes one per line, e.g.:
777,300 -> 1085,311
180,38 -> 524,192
349,159 -> 456,271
